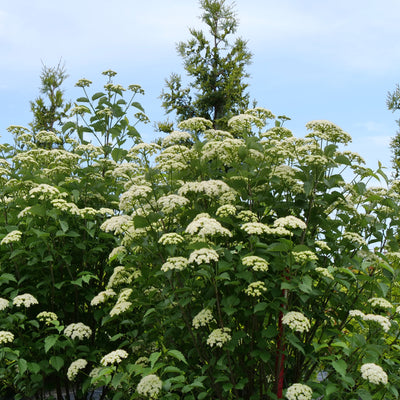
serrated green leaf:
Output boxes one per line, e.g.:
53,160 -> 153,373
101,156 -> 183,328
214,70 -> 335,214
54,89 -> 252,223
167,349 -> 187,364
149,351 -> 161,369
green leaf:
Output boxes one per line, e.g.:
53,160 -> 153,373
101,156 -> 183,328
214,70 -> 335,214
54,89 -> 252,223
357,389 -> 372,400
59,220 -> 69,233
28,362 -> 41,374
331,359 -> 347,377
49,356 -> 64,371
149,351 -> 162,369
299,275 -> 313,293
254,302 -> 268,313
76,97 -> 89,103
62,121 -> 76,133
92,92 -> 106,100
167,349 -> 187,364
131,101 -> 145,112
18,358 -> 28,374
44,335 -> 58,353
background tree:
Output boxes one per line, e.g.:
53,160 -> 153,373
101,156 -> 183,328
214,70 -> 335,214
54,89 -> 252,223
160,0 -> 252,129
386,84 -> 400,176
30,62 -> 72,147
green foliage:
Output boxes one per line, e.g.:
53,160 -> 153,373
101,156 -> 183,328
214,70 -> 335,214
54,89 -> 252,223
0,69 -> 147,399
387,84 -> 400,176
30,62 -> 72,143
2,67 -> 400,400
160,0 -> 252,129
35,111 -> 398,399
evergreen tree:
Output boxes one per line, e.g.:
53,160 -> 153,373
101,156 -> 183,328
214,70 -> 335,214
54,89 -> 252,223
30,62 -> 71,146
387,84 -> 400,176
160,0 -> 252,129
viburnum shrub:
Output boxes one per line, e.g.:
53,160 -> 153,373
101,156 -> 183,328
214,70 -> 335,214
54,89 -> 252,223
3,76 -> 400,400
84,110 -> 400,400
0,70 -> 147,399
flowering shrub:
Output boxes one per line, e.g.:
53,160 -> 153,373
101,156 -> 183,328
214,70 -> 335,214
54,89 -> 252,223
0,70 -> 147,399
2,72 -> 400,400
79,110 -> 400,400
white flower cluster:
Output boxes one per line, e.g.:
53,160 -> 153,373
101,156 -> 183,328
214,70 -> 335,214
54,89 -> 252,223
282,312 -> 311,333
178,117 -> 213,132
242,256 -> 269,272
108,246 -> 127,260
241,222 -> 268,235
363,314 -> 391,332
228,114 -> 262,132
100,349 -> 128,366
35,130 -> 62,144
202,138 -> 245,164
349,310 -> 391,332
274,216 -> 307,230
13,293 -> 38,308
244,281 -> 267,297
107,266 -> 133,288
17,206 -> 32,219
178,180 -> 235,200
204,129 -> 233,141
161,257 -> 189,272
137,374 -> 163,399
368,297 -> 393,309
305,120 -> 351,144
135,356 -> 150,366
189,248 -> 219,265
155,145 -> 193,171
29,184 -> 60,200
285,383 -> 313,400
1,230 -> 22,245
100,215 -> 131,234
67,359 -> 88,381
128,142 -> 160,158
216,204 -> 236,217
186,215 -> 232,238
192,309 -> 215,329
270,165 -> 298,184
64,322 -> 92,340
0,297 -> 9,311
292,251 -> 318,264
119,185 -> 152,211
342,232 -> 366,246
0,330 -> 14,344
162,131 -> 192,147
91,289 -> 116,306
75,143 -> 104,158
241,222 -> 292,237
157,194 -> 189,214
315,267 -> 334,280
51,198 -> 80,216
207,328 -> 232,348
36,311 -> 58,325
349,309 -> 365,318
237,210 -> 258,222
246,107 -> 275,121
158,233 -> 185,245
110,288 -> 133,317
360,363 -> 388,385
315,240 -> 331,251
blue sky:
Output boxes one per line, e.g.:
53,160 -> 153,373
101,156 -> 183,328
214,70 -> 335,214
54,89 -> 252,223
1,0 -> 400,174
